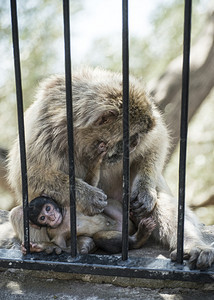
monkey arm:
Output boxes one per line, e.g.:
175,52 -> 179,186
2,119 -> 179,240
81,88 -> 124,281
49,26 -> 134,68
130,121 -> 169,224
130,155 -> 159,224
152,175 -> 214,270
75,178 -> 108,215
27,165 -> 107,216
9,205 -> 50,244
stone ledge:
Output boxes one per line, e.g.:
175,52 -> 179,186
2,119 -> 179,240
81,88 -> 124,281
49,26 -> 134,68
0,209 -> 214,291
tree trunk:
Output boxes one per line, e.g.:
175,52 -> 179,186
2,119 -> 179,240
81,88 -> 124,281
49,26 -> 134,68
151,12 -> 214,156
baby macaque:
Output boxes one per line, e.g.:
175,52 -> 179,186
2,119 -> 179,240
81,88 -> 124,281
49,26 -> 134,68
26,195 -> 156,255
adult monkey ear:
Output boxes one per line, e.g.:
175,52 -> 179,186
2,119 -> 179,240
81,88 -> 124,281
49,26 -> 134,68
94,109 -> 119,126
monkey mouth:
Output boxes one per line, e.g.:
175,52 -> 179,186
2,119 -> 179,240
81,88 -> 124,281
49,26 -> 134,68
52,214 -> 63,228
106,152 -> 123,164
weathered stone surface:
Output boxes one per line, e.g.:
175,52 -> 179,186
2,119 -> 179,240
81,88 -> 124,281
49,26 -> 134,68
0,208 -> 213,296
0,268 -> 214,300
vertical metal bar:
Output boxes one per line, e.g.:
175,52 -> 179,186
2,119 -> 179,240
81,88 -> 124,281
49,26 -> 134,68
177,0 -> 192,264
63,0 -> 77,257
122,0 -> 130,261
10,0 -> 30,253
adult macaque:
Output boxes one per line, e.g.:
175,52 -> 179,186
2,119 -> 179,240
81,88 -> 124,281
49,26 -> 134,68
23,195 -> 155,254
8,67 -> 214,269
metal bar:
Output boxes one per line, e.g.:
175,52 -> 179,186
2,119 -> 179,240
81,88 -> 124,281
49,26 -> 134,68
122,0 -> 130,261
63,0 -> 77,257
177,0 -> 192,264
10,0 -> 30,253
0,250 -> 214,283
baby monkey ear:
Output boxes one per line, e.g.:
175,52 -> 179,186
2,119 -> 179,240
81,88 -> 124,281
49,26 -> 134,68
94,109 -> 119,126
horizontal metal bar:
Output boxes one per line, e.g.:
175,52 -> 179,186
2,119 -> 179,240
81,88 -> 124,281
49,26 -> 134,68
0,249 -> 213,283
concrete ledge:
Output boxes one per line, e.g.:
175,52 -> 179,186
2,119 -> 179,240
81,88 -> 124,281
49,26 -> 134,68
1,267 -> 214,290
0,269 -> 214,300
0,209 -> 214,294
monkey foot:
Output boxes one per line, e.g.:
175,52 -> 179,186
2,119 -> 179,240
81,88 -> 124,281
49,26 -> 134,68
170,245 -> 214,270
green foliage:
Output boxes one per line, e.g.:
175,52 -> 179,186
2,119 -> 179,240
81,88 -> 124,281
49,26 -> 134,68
0,0 -> 82,147
86,0 -> 208,80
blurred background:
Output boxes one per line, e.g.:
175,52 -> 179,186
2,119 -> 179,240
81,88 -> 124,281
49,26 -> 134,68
0,0 -> 213,224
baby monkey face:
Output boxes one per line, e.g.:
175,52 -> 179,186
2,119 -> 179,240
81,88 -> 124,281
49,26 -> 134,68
37,203 -> 63,228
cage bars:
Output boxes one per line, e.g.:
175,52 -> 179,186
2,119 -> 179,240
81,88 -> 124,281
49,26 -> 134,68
63,0 -> 77,258
10,0 -> 30,254
177,0 -> 192,265
3,0 -> 213,282
122,0 -> 130,261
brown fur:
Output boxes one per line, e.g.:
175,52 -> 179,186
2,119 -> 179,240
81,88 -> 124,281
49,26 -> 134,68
47,204 -> 155,254
8,67 -> 214,269
11,142 -> 155,254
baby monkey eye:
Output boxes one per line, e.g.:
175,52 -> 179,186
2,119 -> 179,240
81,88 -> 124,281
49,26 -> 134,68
40,216 -> 45,221
46,205 -> 51,212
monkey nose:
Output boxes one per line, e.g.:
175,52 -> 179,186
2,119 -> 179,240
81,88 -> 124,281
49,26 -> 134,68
98,141 -> 107,153
49,215 -> 55,221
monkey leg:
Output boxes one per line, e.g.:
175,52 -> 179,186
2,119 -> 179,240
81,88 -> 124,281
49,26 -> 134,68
27,166 -> 108,216
169,212 -> 214,270
59,237 -> 97,254
93,230 -> 124,253
130,177 -> 157,225
93,218 -> 155,254
152,175 -> 214,270
129,217 -> 156,249
77,236 -> 97,254
170,244 -> 214,270
21,241 -> 62,255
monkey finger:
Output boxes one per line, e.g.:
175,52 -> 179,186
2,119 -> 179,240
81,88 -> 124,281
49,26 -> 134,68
21,243 -> 27,255
141,217 -> 156,229
95,197 -> 108,209
130,191 -> 139,203
130,199 -> 143,210
30,243 -> 44,253
21,242 -> 43,254
131,204 -> 148,216
196,248 -> 214,270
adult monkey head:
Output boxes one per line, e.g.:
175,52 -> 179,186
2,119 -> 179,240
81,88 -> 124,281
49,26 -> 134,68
72,68 -> 169,222
72,68 -> 159,168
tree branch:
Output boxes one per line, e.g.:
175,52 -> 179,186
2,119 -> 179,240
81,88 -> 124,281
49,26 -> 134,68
151,12 -> 214,156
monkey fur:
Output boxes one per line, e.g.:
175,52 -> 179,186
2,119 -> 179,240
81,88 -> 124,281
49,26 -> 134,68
19,142 -> 156,254
8,67 -> 214,269
26,196 -> 156,254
